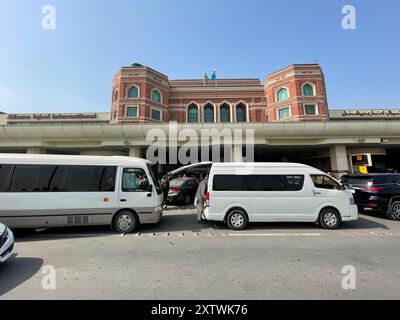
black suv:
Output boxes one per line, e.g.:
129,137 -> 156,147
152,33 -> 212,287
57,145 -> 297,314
341,174 -> 400,220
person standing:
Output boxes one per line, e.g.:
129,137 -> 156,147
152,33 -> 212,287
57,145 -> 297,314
195,174 -> 208,223
160,175 -> 170,209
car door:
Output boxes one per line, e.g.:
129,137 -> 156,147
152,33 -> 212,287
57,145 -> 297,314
119,167 -> 154,215
310,174 -> 350,218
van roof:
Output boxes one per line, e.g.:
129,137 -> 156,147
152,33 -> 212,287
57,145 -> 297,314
212,162 -> 314,168
0,153 -> 149,166
211,162 -> 324,173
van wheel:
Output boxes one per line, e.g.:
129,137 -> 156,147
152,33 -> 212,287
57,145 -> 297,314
319,208 -> 341,229
113,210 -> 139,233
226,209 -> 248,230
389,201 -> 400,221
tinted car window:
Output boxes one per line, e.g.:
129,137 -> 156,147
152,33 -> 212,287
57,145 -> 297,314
282,175 -> 305,191
66,166 -> 104,192
213,175 -> 304,191
35,166 -> 57,192
170,179 -> 186,188
100,166 -> 117,191
340,175 -> 373,186
9,165 -> 41,192
0,164 -> 14,192
373,175 -> 400,184
213,175 -> 245,191
49,166 -> 68,192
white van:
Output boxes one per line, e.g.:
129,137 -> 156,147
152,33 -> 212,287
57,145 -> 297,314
0,154 -> 163,233
204,163 -> 358,230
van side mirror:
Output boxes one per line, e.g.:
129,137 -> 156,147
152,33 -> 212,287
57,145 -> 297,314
147,184 -> 153,192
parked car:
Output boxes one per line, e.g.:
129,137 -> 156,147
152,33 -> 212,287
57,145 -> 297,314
204,162 -> 358,230
0,223 -> 14,263
341,173 -> 400,220
167,177 -> 199,205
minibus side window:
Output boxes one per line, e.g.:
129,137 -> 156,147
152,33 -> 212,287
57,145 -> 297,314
122,168 -> 150,192
9,165 -> 41,192
311,175 -> 341,190
0,164 -> 14,192
100,167 -> 117,192
49,166 -> 68,192
66,166 -> 104,192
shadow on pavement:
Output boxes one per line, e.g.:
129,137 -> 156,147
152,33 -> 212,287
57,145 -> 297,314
215,216 -> 389,231
13,225 -> 115,243
10,207 -> 392,242
340,216 -> 390,230
0,254 -> 43,297
139,213 -> 213,234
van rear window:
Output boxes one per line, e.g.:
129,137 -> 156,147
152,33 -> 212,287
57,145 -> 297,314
212,175 -> 304,191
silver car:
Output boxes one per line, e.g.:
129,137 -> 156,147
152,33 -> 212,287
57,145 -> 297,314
0,223 -> 14,263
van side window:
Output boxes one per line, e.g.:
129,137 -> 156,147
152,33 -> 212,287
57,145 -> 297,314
213,175 -> 304,191
122,168 -> 150,192
0,164 -> 14,192
311,175 -> 341,190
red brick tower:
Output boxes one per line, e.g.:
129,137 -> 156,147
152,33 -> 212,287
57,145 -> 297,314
264,64 -> 329,122
110,63 -> 170,123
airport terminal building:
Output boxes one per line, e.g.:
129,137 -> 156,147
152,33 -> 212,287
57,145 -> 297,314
1,63 -> 400,176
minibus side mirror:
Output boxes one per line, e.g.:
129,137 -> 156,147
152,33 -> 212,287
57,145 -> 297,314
341,184 -> 347,190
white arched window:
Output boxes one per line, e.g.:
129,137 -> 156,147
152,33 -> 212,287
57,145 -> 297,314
235,103 -> 247,122
302,83 -> 315,96
219,103 -> 231,123
277,88 -> 289,101
187,103 -> 199,123
127,85 -> 139,98
203,103 -> 215,123
151,89 -> 162,103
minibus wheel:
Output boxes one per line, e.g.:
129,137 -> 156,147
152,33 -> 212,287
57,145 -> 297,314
113,210 -> 139,233
389,201 -> 400,221
319,208 -> 341,229
226,209 -> 248,230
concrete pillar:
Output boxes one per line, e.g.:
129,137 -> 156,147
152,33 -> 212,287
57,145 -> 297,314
329,145 -> 349,176
129,146 -> 141,158
27,147 -> 47,154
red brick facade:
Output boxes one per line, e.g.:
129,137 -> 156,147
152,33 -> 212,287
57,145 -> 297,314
110,63 -> 329,124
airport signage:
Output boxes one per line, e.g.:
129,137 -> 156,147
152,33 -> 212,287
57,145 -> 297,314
6,113 -> 98,123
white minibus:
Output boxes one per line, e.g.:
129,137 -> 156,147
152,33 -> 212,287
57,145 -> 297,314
0,154 -> 163,233
204,162 -> 358,230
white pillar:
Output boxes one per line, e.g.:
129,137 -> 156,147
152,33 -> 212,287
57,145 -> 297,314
229,145 -> 243,162
129,146 -> 141,158
330,145 -> 349,175
27,147 -> 47,154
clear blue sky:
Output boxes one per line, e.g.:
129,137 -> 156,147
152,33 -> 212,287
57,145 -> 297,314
0,0 -> 399,113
